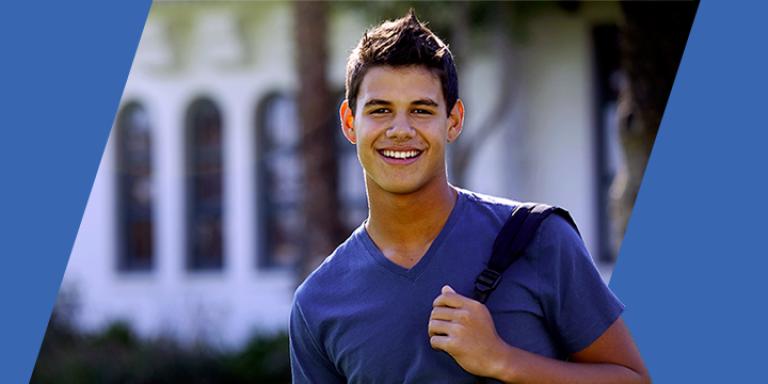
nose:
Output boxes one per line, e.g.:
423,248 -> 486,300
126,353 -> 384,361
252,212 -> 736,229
385,113 -> 414,140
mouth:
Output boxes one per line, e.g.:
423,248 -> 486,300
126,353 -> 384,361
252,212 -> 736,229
377,149 -> 423,164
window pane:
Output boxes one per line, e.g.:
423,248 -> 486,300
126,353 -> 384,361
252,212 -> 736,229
268,208 -> 304,266
266,152 -> 303,204
117,102 -> 154,271
187,98 -> 224,270
265,95 -> 300,147
259,94 -> 304,268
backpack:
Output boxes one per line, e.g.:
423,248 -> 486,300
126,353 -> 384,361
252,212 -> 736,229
473,203 -> 580,304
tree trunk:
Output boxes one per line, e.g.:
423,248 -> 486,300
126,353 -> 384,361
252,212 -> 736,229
612,2 -> 698,256
294,2 -> 344,279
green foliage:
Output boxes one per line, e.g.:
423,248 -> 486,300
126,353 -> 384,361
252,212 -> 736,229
334,1 -> 574,50
221,333 -> 292,382
32,314 -> 292,384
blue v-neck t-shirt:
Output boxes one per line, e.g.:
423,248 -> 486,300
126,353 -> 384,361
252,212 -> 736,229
289,189 -> 624,383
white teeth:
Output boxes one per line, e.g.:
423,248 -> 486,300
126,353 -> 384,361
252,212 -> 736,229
382,150 -> 420,159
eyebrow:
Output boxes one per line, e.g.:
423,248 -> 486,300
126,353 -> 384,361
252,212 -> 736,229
363,99 -> 392,108
362,98 -> 439,108
412,98 -> 439,108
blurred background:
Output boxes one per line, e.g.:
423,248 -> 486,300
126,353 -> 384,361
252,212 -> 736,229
33,1 -> 696,383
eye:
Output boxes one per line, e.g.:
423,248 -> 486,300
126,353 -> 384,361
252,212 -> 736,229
369,108 -> 391,115
412,108 -> 433,115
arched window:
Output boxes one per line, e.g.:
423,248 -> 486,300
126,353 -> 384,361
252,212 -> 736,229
257,93 -> 305,268
186,97 -> 224,270
256,92 -> 367,269
116,102 -> 154,271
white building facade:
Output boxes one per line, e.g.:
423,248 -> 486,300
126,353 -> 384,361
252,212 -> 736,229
61,2 -> 623,348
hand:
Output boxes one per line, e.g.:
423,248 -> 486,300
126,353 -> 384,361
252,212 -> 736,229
428,285 -> 508,377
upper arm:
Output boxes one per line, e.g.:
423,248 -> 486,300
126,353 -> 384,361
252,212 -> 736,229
533,214 -> 625,353
289,300 -> 345,384
535,215 -> 649,380
571,317 -> 650,380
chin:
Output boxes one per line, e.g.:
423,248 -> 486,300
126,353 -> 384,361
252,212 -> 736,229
384,186 -> 422,195
368,177 -> 424,196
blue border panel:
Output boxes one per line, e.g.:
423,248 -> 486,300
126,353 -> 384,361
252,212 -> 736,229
0,1 -> 150,382
612,1 -> 768,382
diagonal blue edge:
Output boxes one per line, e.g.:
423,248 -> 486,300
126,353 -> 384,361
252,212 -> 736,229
611,1 -> 768,382
0,1 -> 150,382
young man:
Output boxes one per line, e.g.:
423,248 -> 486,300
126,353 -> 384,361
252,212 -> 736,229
290,11 -> 650,384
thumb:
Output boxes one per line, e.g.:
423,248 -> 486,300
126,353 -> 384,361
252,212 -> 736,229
441,285 -> 456,294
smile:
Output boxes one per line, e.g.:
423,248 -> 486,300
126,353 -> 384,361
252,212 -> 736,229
379,149 -> 422,160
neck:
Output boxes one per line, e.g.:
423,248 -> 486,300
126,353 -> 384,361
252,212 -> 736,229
365,178 -> 457,253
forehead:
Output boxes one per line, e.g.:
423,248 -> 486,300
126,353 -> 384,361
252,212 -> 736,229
357,65 -> 444,106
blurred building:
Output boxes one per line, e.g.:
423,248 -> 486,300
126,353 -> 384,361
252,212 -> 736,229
61,1 -> 625,348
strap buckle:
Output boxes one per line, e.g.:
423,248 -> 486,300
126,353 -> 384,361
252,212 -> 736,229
474,268 -> 502,303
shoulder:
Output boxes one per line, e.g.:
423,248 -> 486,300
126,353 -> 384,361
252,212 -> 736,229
459,187 -> 520,209
525,210 -> 597,282
293,230 -> 362,309
455,188 -> 520,225
537,211 -> 582,247
456,188 -> 579,240
533,211 -> 584,255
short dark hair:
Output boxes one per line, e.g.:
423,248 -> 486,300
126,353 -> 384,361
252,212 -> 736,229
345,10 -> 459,116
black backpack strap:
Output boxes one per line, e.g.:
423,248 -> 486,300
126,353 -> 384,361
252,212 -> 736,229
473,203 -> 579,304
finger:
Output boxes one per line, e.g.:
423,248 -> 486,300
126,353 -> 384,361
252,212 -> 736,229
429,335 -> 452,351
430,306 -> 460,321
427,319 -> 454,337
442,285 -> 456,294
433,291 -> 467,309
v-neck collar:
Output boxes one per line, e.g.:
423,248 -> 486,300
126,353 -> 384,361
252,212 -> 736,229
355,189 -> 467,282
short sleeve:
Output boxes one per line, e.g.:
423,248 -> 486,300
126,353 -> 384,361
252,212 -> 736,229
531,214 -> 625,354
289,299 -> 345,383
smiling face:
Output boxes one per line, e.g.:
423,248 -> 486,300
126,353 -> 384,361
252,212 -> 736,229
340,65 -> 464,197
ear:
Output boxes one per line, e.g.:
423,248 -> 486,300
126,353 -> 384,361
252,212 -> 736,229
447,99 -> 465,143
340,99 -> 357,144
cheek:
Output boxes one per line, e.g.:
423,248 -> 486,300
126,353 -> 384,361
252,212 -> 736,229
357,135 -> 376,154
357,125 -> 387,148
356,141 -> 376,165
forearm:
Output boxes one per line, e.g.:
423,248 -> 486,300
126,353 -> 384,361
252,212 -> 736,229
488,343 -> 650,384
